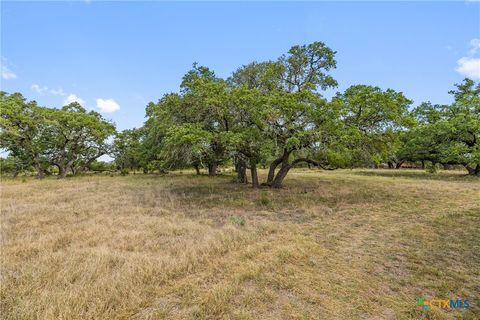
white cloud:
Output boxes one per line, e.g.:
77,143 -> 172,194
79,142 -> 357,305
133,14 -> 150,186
64,94 -> 86,106
95,98 -> 120,113
1,65 -> 16,80
1,57 -> 17,80
49,88 -> 65,96
456,57 -> 480,79
468,38 -> 480,55
31,84 -> 66,96
31,84 -> 48,93
456,39 -> 480,79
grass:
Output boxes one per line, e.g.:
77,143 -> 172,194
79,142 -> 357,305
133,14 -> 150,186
0,169 -> 479,319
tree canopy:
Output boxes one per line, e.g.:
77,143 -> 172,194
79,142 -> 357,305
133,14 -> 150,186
140,41 -> 426,187
0,92 -> 115,178
1,42 -> 479,182
397,79 -> 479,174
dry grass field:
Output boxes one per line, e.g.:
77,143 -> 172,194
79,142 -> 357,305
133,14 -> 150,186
0,169 -> 479,319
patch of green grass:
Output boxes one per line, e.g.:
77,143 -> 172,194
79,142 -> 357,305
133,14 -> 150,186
229,215 -> 246,227
256,193 -> 273,208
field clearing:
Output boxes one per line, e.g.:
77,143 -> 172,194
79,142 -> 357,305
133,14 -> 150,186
0,169 -> 479,319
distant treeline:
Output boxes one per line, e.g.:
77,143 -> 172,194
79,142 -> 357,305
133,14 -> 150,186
1,42 -> 479,186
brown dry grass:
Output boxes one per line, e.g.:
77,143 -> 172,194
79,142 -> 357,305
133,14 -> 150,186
0,169 -> 479,319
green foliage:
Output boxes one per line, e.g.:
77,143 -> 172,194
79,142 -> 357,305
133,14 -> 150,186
0,92 -> 115,178
88,160 -> 115,172
0,156 -> 18,175
4,42 -> 477,184
331,85 -> 414,167
399,79 -> 479,174
141,41 -> 429,186
112,128 -> 147,171
144,65 -> 231,174
0,92 -> 49,176
47,103 -> 116,176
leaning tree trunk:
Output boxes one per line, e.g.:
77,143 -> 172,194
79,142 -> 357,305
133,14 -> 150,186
268,155 -> 332,188
266,149 -> 291,185
266,157 -> 283,184
270,163 -> 292,188
395,161 -> 404,169
250,163 -> 259,188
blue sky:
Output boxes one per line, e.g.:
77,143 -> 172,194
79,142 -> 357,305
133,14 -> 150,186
1,1 -> 479,131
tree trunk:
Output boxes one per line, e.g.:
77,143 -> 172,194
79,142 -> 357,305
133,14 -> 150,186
443,163 -> 452,170
58,166 -> 68,179
421,160 -> 425,170
208,163 -> 217,176
270,164 -> 291,188
35,164 -> 45,179
387,161 -> 394,169
250,163 -> 259,188
235,159 -> 248,183
395,161 -> 404,169
58,159 -> 74,179
13,163 -> 21,178
267,150 -> 290,184
466,164 -> 480,175
194,164 -> 200,175
267,157 -> 282,183
33,156 -> 44,179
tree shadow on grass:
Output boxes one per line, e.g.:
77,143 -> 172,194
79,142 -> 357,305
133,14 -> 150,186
351,169 -> 478,182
